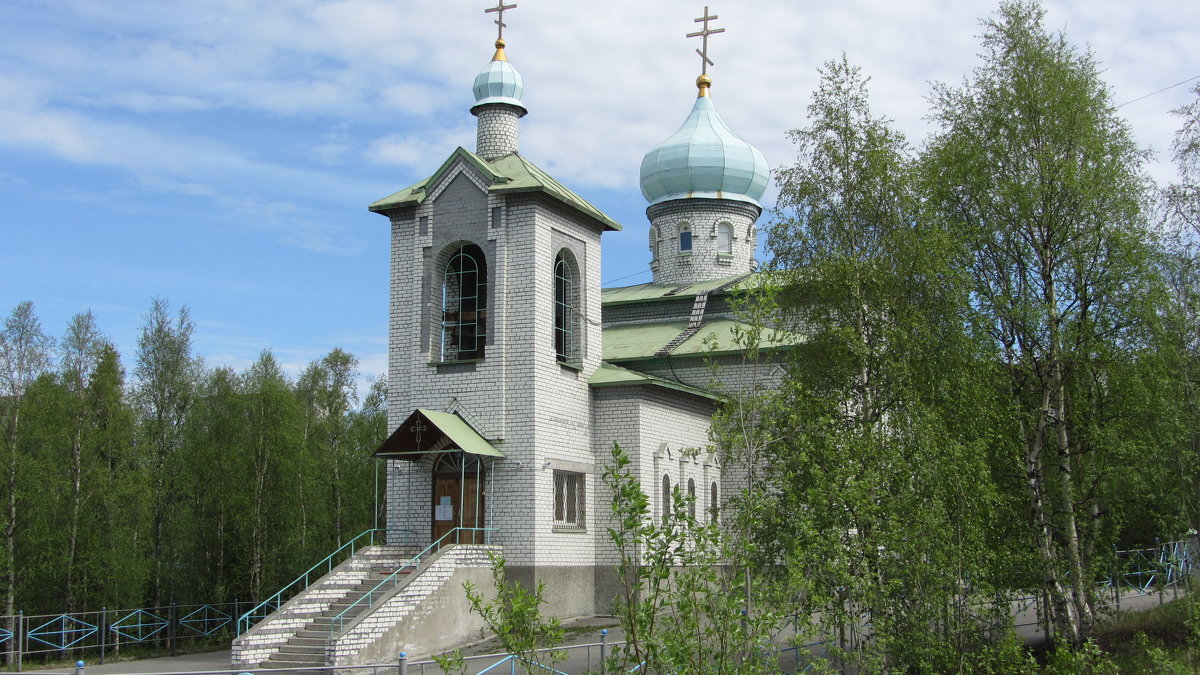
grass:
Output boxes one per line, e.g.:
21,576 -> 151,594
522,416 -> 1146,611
1088,590 -> 1200,673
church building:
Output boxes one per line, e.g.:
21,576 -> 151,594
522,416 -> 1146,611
233,6 -> 791,668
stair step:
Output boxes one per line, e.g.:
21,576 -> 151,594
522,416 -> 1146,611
279,643 -> 325,654
269,651 -> 325,663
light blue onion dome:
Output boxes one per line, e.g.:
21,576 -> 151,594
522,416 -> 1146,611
471,39 -> 527,114
639,81 -> 768,207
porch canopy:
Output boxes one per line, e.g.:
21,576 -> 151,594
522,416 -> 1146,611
373,409 -> 503,460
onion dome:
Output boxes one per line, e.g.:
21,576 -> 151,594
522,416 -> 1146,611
639,77 -> 768,207
471,39 -> 527,115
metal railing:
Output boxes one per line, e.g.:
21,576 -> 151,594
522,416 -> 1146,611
1,601 -> 240,671
238,528 -> 383,635
329,527 -> 498,635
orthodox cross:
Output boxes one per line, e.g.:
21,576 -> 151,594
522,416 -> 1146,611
686,6 -> 725,76
485,2 -> 517,41
410,417 -> 428,445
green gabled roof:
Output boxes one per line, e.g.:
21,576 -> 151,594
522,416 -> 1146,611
601,273 -> 756,306
602,318 -> 802,362
369,147 -> 621,231
374,408 -> 504,459
589,362 -> 717,400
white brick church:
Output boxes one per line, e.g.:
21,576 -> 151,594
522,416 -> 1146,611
233,7 -> 792,668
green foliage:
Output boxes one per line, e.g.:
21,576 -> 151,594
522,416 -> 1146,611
923,0 -> 1164,647
0,298 -> 385,616
602,442 -> 781,674
463,551 -> 565,675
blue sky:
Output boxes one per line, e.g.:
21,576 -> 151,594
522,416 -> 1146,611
2,0 -> 1197,389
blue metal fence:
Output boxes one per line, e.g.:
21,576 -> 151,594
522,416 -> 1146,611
2,601 -> 239,670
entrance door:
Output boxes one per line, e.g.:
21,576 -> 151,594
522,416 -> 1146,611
431,454 -> 486,544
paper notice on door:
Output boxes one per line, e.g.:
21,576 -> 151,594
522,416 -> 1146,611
435,504 -> 453,521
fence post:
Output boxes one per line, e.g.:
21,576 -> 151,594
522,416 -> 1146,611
170,602 -> 178,656
16,610 -> 22,673
600,628 -> 608,672
74,659 -> 85,675
99,607 -> 106,665
398,650 -> 407,675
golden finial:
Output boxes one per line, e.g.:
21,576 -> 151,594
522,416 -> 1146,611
687,6 -> 724,98
492,38 -> 508,62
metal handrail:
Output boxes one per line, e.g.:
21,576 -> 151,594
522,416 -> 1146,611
329,527 -> 498,635
237,529 -> 382,634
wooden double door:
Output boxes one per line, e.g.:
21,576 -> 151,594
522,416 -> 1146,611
431,453 -> 487,544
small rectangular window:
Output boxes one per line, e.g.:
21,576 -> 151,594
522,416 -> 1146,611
490,207 -> 501,228
553,470 -> 586,530
679,229 -> 692,252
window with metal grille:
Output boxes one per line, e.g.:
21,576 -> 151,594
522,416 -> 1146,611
554,470 -> 585,529
441,244 -> 488,361
554,251 -> 580,364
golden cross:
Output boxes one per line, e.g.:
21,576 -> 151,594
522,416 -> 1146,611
485,2 -> 517,41
686,6 -> 725,76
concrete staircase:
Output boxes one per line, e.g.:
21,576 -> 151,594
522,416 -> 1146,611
258,568 -> 409,671
232,542 -> 500,672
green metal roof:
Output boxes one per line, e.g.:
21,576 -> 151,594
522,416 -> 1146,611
369,147 -> 621,231
602,318 -> 802,362
374,408 -> 504,459
601,274 -> 753,305
589,362 -> 717,400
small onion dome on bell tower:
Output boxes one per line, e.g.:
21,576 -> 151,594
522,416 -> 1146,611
471,39 -> 528,116
638,74 -> 768,208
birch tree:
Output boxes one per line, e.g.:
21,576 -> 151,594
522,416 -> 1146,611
133,298 -> 198,605
924,0 -> 1156,646
59,311 -> 107,611
0,302 -> 53,621
763,56 -> 999,670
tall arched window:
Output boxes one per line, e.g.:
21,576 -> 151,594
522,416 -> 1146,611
441,243 -> 488,361
716,223 -> 733,254
709,481 -> 719,523
687,478 -> 696,521
554,251 -> 580,364
661,474 -> 671,525
678,224 -> 692,252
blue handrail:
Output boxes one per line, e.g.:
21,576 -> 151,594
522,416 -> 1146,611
329,527 -> 498,635
237,529 -> 382,635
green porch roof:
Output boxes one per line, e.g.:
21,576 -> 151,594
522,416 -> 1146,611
369,147 -> 622,231
589,362 -> 717,400
374,408 -> 503,459
602,318 -> 802,362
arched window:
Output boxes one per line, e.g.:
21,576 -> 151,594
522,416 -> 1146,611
717,223 -> 733,254
678,224 -> 692,252
661,474 -> 671,525
687,478 -> 696,521
554,251 -> 580,364
709,481 -> 719,522
441,243 -> 488,361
